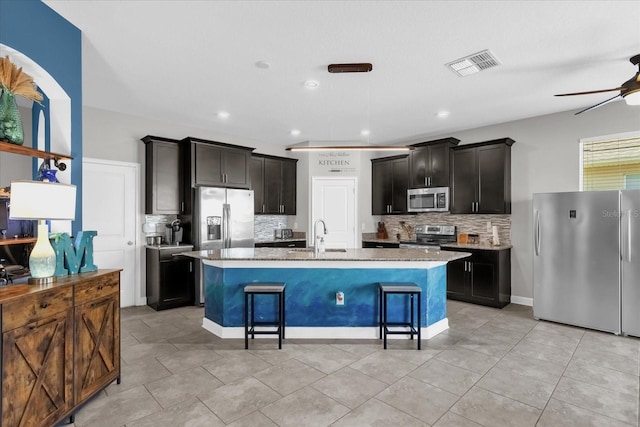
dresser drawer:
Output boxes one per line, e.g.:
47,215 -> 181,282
74,272 -> 119,305
2,286 -> 73,331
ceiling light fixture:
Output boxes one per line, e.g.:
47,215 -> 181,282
290,129 -> 301,136
217,111 -> 230,119
304,80 -> 319,89
436,111 -> 450,119
360,129 -> 370,136
286,145 -> 413,152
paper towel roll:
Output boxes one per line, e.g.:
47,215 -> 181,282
492,226 -> 500,245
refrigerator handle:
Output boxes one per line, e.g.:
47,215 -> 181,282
226,204 -> 232,248
534,210 -> 541,256
222,204 -> 229,248
627,210 -> 632,262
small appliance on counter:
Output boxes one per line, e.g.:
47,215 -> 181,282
274,228 -> 293,239
399,225 -> 456,249
165,219 -> 184,245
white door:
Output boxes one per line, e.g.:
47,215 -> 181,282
83,159 -> 139,307
311,177 -> 357,249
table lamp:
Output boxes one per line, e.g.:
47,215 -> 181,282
9,180 -> 77,284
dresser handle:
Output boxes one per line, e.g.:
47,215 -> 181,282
98,285 -> 104,290
40,302 -> 49,309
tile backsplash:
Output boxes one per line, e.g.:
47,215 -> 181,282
254,215 -> 289,241
379,213 -> 511,245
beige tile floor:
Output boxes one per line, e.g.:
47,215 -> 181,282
59,300 -> 640,427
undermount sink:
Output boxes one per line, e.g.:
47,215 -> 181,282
288,248 -> 347,253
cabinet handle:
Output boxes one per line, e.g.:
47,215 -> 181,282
40,302 -> 49,309
428,176 -> 432,186
189,262 -> 193,272
425,177 -> 428,186
181,201 -> 184,212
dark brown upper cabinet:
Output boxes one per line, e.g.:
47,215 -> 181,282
251,154 -> 297,215
409,137 -> 459,188
450,138 -> 514,214
182,137 -> 254,189
142,135 -> 183,214
371,155 -> 409,215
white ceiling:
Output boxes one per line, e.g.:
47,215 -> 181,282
43,0 -> 640,147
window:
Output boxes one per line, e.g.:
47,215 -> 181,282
580,133 -> 640,191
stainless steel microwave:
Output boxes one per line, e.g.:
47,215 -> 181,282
407,187 -> 450,212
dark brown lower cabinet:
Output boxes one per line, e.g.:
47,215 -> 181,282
0,270 -> 121,427
442,248 -> 511,308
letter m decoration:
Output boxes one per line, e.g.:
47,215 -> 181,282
50,231 -> 98,276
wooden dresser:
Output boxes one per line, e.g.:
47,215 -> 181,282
0,270 -> 121,427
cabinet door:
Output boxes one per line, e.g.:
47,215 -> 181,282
409,148 -> 430,188
74,293 -> 120,403
223,148 -> 251,188
146,141 -> 181,214
371,160 -> 391,215
446,258 -> 468,300
250,157 -> 265,213
390,157 -> 409,213
469,251 -> 498,304
450,148 -> 478,214
263,158 -> 282,214
194,143 -> 223,186
159,258 -> 194,309
2,311 -> 73,427
429,143 -> 450,187
477,144 -> 508,214
281,160 -> 297,215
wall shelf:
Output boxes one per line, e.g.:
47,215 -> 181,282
0,237 -> 36,246
0,140 -> 73,161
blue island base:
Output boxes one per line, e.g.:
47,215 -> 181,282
201,263 -> 449,340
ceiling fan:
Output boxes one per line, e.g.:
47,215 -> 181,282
555,54 -> 640,115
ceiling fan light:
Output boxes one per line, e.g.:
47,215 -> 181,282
623,89 -> 640,106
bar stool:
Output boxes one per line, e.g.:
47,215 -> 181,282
378,282 -> 421,350
244,282 -> 286,349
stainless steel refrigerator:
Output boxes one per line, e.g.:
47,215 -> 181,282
194,187 -> 254,304
533,190 -> 640,336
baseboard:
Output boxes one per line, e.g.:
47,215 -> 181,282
510,295 -> 533,306
136,297 -> 147,306
201,317 -> 449,340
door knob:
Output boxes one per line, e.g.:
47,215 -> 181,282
127,241 -> 134,246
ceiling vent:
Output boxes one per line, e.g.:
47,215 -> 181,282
446,50 -> 500,77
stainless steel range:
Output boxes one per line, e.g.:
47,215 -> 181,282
399,225 -> 456,249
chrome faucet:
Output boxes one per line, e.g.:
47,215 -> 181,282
314,219 -> 328,256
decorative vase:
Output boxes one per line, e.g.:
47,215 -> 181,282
0,88 -> 24,145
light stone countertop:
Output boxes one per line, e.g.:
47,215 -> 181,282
181,247 -> 470,262
440,242 -> 512,251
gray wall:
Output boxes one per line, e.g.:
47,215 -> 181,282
423,100 -> 640,301
80,100 -> 640,303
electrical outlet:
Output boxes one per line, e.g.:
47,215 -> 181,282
293,222 -> 298,229
361,223 -> 365,231
486,221 -> 492,232
336,292 -> 345,306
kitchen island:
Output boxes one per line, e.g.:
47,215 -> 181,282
183,248 -> 469,339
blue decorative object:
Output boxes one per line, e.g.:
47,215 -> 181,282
36,162 -> 59,182
50,231 -> 98,276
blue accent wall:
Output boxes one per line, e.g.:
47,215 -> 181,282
204,265 -> 447,329
1,0 -> 83,233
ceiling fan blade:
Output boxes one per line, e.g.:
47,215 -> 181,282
555,87 -> 622,96
574,94 -> 621,115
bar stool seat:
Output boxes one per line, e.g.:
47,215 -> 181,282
244,282 -> 285,349
378,282 -> 421,350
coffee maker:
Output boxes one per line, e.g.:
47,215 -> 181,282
165,219 -> 183,245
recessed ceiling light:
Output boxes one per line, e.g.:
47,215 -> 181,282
255,60 -> 270,69
360,129 -> 370,136
217,111 -> 230,119
436,111 -> 450,119
304,80 -> 319,89
290,129 -> 301,136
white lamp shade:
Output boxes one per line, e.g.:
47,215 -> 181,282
624,89 -> 640,106
9,180 -> 77,220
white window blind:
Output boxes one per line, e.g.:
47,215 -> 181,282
582,134 -> 640,191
